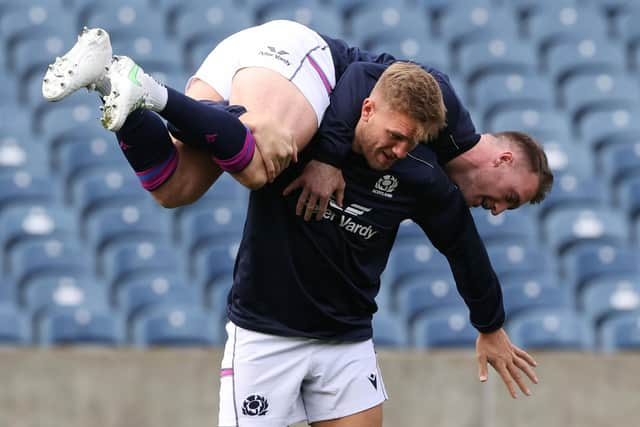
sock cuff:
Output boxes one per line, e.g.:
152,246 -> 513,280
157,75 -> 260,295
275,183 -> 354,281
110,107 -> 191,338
213,126 -> 255,173
135,145 -> 179,191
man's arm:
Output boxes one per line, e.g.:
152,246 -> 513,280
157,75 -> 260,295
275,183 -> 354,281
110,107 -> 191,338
414,177 -> 537,398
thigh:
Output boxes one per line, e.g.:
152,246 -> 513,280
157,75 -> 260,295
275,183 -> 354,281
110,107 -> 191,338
218,322 -> 310,427
303,340 -> 388,425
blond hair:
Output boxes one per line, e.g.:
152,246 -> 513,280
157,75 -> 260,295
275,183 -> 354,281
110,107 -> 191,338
371,61 -> 447,141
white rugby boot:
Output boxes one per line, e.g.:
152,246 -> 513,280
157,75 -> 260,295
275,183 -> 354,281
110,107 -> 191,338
100,55 -> 156,131
42,27 -> 113,101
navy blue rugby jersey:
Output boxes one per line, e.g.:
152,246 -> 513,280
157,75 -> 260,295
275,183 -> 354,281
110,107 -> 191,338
308,50 -> 481,167
228,145 -> 504,341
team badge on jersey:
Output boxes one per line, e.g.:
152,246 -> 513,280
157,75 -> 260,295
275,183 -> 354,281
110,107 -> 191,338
242,394 -> 269,416
373,175 -> 399,198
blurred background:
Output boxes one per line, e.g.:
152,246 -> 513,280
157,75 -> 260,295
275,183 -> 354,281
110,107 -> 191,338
0,0 -> 639,426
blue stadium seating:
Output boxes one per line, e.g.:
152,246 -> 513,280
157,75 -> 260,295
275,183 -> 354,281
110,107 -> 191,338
372,310 -> 409,348
616,175 -> 640,219
579,277 -> 640,325
205,273 -> 232,326
541,141 -> 594,178
502,278 -> 574,317
599,311 -> 640,352
486,242 -> 554,281
458,39 -> 538,84
349,5 -> 429,49
37,306 -> 125,346
0,138 -> 48,177
507,308 -> 595,350
259,1 -> 344,37
471,209 -> 537,246
470,73 -> 554,124
114,273 -> 197,323
132,304 -> 220,347
488,107 -> 571,139
412,306 -> 477,349
7,237 -> 93,291
0,172 -> 58,213
394,272 -> 464,322
599,142 -> 640,188
369,37 -> 449,74
539,172 -> 606,217
560,242 -> 639,293
193,242 -> 239,288
177,203 -> 246,256
577,107 -> 640,153
23,276 -> 108,320
542,206 -> 629,254
0,305 -> 31,345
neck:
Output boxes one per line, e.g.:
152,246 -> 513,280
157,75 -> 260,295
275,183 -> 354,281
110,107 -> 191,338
445,134 -> 490,185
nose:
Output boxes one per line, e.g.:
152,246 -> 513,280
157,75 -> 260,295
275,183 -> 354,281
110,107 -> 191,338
491,203 -> 507,215
391,141 -> 411,159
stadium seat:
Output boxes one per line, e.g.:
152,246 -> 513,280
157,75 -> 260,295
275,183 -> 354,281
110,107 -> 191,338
37,306 -> 125,346
259,1 -> 344,37
439,6 -> 519,58
579,277 -> 640,325
545,38 -> 626,88
0,134 -> 48,177
108,29 -> 183,76
525,5 -> 609,54
541,141 -> 594,178
57,133 -> 126,192
0,172 -> 58,214
369,37 -> 449,74
599,311 -> 640,352
34,96 -> 102,137
412,306 -> 476,349
193,242 -> 239,288
85,204 -> 171,253
99,240 -> 183,289
348,5 -> 430,49
7,237 -> 93,291
578,108 -> 640,154
79,1 -> 165,36
538,172 -> 606,218
502,278 -> 573,318
542,206 -> 629,254
177,203 -> 246,256
471,73 -> 554,133
471,209 -> 537,246
0,305 -> 31,345
0,204 -> 77,255
507,308 -> 595,350
394,219 -> 425,244
599,141 -> 640,188
372,310 -> 409,348
381,241 -> 450,297
0,277 -> 17,307
23,276 -> 108,319
561,73 -> 640,125
488,107 -> 570,139
114,273 -> 198,323
457,39 -> 538,84
0,2 -> 74,48
132,304 -> 220,347
71,169 -> 147,220
560,242 -> 639,293
486,242 -> 554,282
394,272 -> 464,322
616,175 -> 640,219
205,273 -> 232,326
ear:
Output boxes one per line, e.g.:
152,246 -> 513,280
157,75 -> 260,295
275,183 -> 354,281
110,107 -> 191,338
495,151 -> 513,166
361,98 -> 374,122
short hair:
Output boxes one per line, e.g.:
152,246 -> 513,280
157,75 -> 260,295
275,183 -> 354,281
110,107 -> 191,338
371,61 -> 447,142
494,131 -> 554,204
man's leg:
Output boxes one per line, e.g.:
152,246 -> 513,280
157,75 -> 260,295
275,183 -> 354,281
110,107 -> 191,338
311,405 -> 383,427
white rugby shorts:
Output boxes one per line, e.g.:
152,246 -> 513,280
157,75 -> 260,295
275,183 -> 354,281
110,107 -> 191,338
218,321 -> 388,426
191,19 -> 336,125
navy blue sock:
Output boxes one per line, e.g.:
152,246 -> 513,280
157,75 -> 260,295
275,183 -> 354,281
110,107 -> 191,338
115,109 -> 178,191
158,87 -> 255,173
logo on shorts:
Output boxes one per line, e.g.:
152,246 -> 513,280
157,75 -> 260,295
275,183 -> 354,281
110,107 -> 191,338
373,175 -> 398,198
368,373 -> 378,390
258,45 -> 291,66
242,394 -> 269,416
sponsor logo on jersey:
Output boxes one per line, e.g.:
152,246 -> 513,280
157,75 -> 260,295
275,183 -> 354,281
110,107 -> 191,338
258,45 -> 291,66
373,175 -> 398,198
323,200 -> 379,240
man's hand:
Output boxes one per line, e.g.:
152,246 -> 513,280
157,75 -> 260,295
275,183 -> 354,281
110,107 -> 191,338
283,160 -> 346,221
476,328 -> 539,398
241,111 -> 298,182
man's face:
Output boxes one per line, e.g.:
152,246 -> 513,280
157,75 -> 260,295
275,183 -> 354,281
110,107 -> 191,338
353,98 -> 420,171
459,153 -> 539,215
